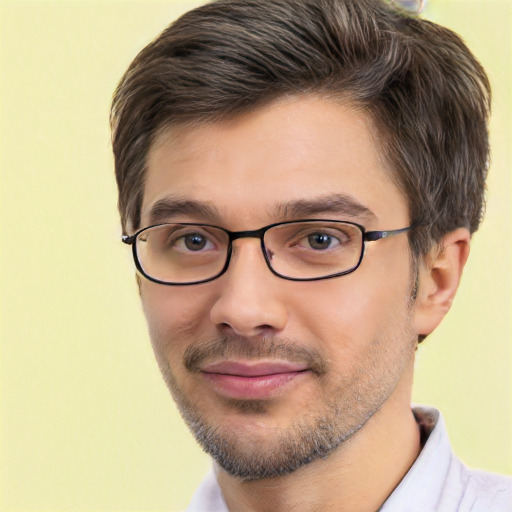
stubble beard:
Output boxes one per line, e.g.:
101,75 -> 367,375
153,328 -> 416,481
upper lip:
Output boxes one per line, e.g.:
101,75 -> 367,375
200,360 -> 310,377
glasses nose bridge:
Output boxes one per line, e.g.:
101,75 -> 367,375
226,226 -> 271,269
228,226 -> 268,243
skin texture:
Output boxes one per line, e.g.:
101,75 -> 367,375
137,96 -> 470,511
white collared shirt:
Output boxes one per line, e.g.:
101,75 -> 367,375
186,406 -> 512,512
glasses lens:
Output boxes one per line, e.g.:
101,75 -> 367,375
135,224 -> 229,284
264,221 -> 363,279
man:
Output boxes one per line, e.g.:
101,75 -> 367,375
110,0 -> 511,510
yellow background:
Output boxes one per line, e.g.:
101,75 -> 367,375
0,0 -> 510,510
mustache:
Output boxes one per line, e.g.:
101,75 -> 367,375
184,335 -> 328,376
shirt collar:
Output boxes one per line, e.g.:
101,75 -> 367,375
380,405 -> 452,512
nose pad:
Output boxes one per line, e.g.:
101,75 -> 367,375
209,240 -> 288,337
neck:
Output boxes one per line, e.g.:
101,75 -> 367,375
216,370 -> 420,512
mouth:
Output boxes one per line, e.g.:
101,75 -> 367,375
199,360 -> 311,400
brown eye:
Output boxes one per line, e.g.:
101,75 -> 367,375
184,234 -> 208,251
307,233 -> 335,250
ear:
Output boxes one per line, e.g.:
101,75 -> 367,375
413,227 -> 471,336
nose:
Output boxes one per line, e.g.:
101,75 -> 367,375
209,239 -> 288,338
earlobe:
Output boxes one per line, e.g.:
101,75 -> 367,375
413,227 -> 471,336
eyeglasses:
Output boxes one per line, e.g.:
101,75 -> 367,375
122,220 -> 412,285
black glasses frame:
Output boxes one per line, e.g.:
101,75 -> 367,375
122,220 -> 412,286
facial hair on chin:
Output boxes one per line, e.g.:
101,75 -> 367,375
152,333 -> 411,481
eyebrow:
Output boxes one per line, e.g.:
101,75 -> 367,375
143,192 -> 375,226
275,193 -> 376,222
144,196 -> 221,225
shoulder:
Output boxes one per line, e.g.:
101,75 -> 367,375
383,406 -> 511,512
454,464 -> 512,512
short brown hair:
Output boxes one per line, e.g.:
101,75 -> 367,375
110,0 -> 491,255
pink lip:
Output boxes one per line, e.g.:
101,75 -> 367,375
200,360 -> 310,400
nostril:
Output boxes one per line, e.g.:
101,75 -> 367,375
215,317 -> 282,338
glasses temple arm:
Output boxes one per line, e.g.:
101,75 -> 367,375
364,226 -> 413,242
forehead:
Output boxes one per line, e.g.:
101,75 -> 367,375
142,96 -> 408,228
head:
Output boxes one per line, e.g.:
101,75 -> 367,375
111,0 -> 490,254
111,0 -> 490,480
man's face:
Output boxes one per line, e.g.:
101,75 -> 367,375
139,96 -> 419,479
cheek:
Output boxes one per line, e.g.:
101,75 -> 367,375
140,282 -> 215,360
291,251 -> 413,361
293,282 -> 376,360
